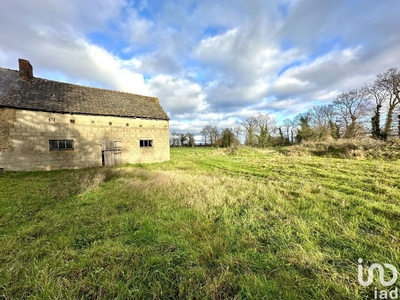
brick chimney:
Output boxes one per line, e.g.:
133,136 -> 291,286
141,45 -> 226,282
18,59 -> 33,81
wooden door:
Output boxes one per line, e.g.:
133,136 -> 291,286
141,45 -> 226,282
101,140 -> 121,167
113,140 -> 121,165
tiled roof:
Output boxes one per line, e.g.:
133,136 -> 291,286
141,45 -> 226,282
0,67 -> 169,120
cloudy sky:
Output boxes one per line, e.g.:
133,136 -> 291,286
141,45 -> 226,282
1,0 -> 400,136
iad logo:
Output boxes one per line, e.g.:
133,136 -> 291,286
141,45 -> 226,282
358,258 -> 398,287
358,258 -> 399,299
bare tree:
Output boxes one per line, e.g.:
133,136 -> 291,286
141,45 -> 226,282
374,67 -> 400,138
289,119 -> 297,143
307,104 -> 338,139
232,125 -> 243,145
363,83 -> 390,139
241,116 -> 258,146
210,126 -> 219,147
186,132 -> 195,147
282,119 -> 293,144
179,133 -> 187,146
170,132 -> 180,147
333,89 -> 371,138
200,127 -> 208,147
201,125 -> 219,147
254,113 -> 276,147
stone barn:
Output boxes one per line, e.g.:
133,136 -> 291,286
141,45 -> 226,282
0,59 -> 170,171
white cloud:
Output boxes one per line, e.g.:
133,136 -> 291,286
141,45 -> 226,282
147,75 -> 208,116
1,0 -> 400,134
272,77 -> 311,94
195,28 -> 239,63
269,46 -> 363,100
34,38 -> 148,96
123,8 -> 155,46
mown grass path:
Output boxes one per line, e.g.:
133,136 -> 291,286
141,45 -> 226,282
1,147 -> 399,299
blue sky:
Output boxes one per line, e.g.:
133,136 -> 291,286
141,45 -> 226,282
1,0 -> 400,136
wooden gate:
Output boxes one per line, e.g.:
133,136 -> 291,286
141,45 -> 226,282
101,140 -> 121,167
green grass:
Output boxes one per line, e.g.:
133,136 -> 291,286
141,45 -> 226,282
1,147 -> 400,299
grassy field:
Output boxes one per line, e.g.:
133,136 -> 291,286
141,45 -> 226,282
1,146 -> 400,299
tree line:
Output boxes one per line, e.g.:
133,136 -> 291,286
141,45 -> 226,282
170,67 -> 400,147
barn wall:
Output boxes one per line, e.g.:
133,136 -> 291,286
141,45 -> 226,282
0,109 -> 170,171
0,108 -> 16,151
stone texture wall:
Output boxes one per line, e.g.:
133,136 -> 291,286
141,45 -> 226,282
0,108 -> 170,171
0,108 -> 16,151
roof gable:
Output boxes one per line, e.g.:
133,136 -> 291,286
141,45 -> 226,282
0,67 -> 169,120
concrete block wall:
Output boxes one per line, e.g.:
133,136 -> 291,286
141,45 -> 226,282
0,108 -> 170,171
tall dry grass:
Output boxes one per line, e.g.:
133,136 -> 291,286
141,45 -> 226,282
281,137 -> 400,160
118,168 -> 274,212
46,167 -> 122,200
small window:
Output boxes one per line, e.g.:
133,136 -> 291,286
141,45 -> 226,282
126,123 -> 129,126
70,119 -> 75,123
58,141 -> 66,149
66,140 -> 73,149
49,140 -> 74,151
109,122 -> 112,126
140,140 -> 153,147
